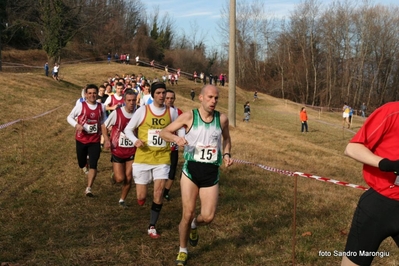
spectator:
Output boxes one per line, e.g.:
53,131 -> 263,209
135,55 -> 139,66
52,63 -> 60,81
190,89 -> 195,101
360,102 -> 367,118
44,62 -> 49,77
300,107 -> 308,132
343,102 -> 350,129
243,102 -> 251,122
253,91 -> 258,102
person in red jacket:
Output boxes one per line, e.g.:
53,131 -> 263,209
300,107 -> 308,133
102,89 -> 138,208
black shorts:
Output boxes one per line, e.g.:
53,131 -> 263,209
111,154 -> 135,163
344,188 -> 399,265
76,140 -> 101,169
182,161 -> 219,188
168,150 -> 179,180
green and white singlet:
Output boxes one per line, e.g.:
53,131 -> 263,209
183,109 -> 222,166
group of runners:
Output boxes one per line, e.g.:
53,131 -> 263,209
67,78 -> 233,266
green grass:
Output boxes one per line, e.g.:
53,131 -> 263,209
0,62 -> 397,265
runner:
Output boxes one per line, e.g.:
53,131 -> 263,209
163,89 -> 184,201
124,82 -> 184,239
67,84 -> 106,197
102,89 -> 138,208
160,84 -> 233,265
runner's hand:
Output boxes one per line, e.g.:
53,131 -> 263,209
378,158 -> 399,173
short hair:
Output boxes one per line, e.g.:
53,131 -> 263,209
123,89 -> 137,99
85,84 -> 98,93
166,89 -> 175,95
116,82 -> 124,88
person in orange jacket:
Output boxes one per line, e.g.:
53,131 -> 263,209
300,107 -> 308,132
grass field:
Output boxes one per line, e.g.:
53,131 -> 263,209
0,62 -> 397,266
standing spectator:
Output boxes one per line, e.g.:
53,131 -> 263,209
159,84 -> 233,266
114,53 -> 119,62
150,60 -> 155,70
300,107 -> 308,132
52,63 -> 60,81
124,82 -> 184,239
349,106 -> 353,124
343,102 -> 350,128
135,55 -> 140,66
243,101 -> 251,122
213,75 -> 218,85
209,73 -> 213,85
360,102 -> 367,118
200,72 -> 204,84
126,54 -> 130,64
165,65 -> 169,76
193,71 -> 198,83
190,89 -> 195,101
44,62 -> 49,76
219,73 -> 223,86
253,91 -> 258,102
107,53 -> 112,64
341,102 -> 399,265
67,84 -> 107,197
102,89 -> 138,208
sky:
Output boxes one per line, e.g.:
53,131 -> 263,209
145,0 -> 399,52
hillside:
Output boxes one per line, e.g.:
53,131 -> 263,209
0,62 -> 395,265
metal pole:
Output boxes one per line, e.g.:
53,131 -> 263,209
228,0 -> 236,126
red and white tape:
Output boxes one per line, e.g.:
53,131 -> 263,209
232,159 -> 368,191
0,106 -> 64,130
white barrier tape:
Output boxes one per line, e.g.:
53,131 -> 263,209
232,159 -> 368,191
0,106 -> 64,130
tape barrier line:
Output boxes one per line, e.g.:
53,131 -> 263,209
0,105 -> 64,130
0,119 -> 22,130
232,159 -> 368,191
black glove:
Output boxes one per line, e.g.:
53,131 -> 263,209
378,158 -> 399,173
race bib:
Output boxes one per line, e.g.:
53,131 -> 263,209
147,129 -> 166,147
194,144 -> 218,163
119,132 -> 134,148
83,123 -> 98,134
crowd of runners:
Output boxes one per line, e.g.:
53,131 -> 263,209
66,74 -> 233,266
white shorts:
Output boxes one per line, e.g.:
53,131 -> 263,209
343,112 -> 349,118
132,163 -> 170,185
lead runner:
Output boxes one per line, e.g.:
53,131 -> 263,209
160,84 -> 233,266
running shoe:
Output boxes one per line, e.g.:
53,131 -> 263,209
110,172 -> 116,185
119,201 -> 127,208
164,194 -> 170,201
189,228 -> 199,246
175,252 -> 188,266
147,226 -> 160,239
82,165 -> 89,175
85,187 -> 93,197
